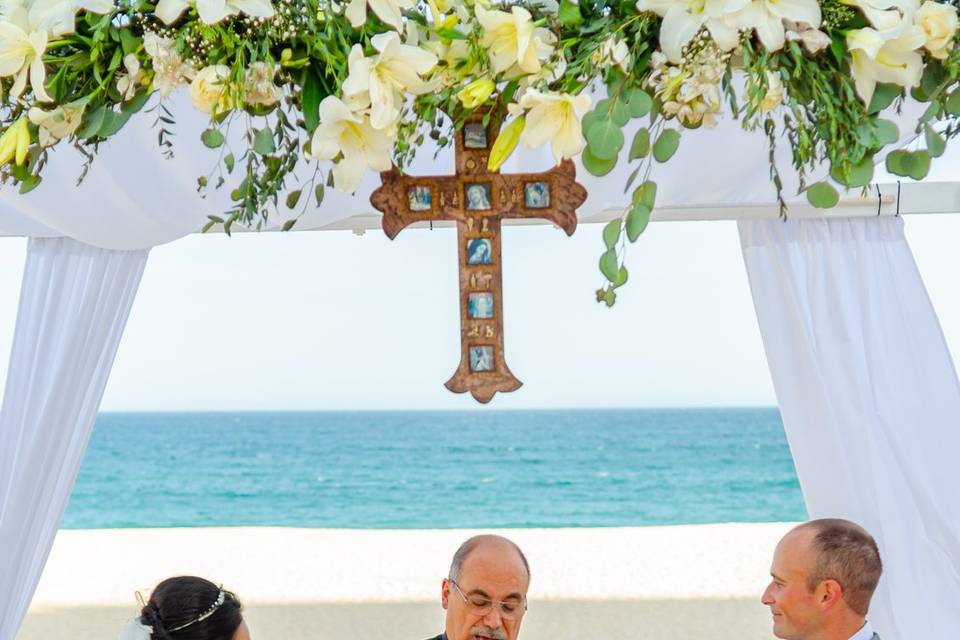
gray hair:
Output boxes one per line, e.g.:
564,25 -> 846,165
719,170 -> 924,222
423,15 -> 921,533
448,535 -> 531,583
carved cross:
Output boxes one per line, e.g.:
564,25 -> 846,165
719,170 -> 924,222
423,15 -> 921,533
370,112 -> 587,403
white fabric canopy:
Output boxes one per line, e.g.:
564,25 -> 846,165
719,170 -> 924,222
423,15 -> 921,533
739,216 -> 960,639
0,238 -> 148,640
0,89 -> 927,248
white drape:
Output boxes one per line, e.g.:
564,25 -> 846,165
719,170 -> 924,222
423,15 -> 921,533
739,216 -> 960,639
0,238 -> 148,640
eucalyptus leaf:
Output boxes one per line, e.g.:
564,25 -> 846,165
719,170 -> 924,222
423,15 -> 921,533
98,110 -> 131,137
629,128 -> 650,160
121,89 -> 153,114
315,183 -> 325,206
201,128 -> 225,148
946,90 -> 960,116
867,83 -> 899,114
253,128 -> 275,154
586,120 -> 624,161
558,0 -> 583,26
925,124 -> 945,158
633,180 -> 657,209
626,88 -> 653,118
602,219 -> 621,249
599,248 -> 619,282
652,129 -> 680,163
282,219 -> 297,231
612,266 -> 628,288
873,119 -> 898,146
806,182 -> 839,209
79,106 -> 106,139
625,202 -> 651,242
582,147 -> 617,176
830,156 -> 873,188
286,189 -> 302,209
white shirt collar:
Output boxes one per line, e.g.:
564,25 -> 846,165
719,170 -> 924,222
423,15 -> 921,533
849,620 -> 874,640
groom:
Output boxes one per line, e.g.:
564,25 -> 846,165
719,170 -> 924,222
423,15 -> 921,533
426,534 -> 530,640
762,519 -> 883,640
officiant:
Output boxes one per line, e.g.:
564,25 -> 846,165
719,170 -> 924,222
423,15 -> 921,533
425,535 -> 530,640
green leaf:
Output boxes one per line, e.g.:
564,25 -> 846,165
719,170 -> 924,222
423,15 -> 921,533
286,189 -> 302,209
121,89 -> 152,114
603,289 -> 617,307
602,219 -> 621,249
253,128 -> 275,154
625,202 -> 651,242
830,156 -> 873,188
98,110 -> 131,137
885,150 -> 909,177
886,150 -> 931,180
612,266 -> 628,289
920,100 -> 940,123
119,29 -> 140,56
946,90 -> 960,116
925,124 -> 945,158
652,129 -> 680,163
224,154 -> 235,173
629,128 -> 650,160
18,174 -> 41,194
596,98 -> 629,127
867,83 -> 899,114
633,180 -> 657,209
599,248 -> 619,283
282,219 -> 297,231
314,183 -> 325,206
626,88 -> 653,118
806,182 -> 839,209
79,106 -> 106,139
585,120 -> 624,161
906,150 -> 931,179
302,67 -> 322,132
201,128 -> 225,148
874,119 -> 899,146
558,0 -> 583,26
582,147 -> 617,176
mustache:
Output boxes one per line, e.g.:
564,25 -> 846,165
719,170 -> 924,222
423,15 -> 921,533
470,626 -> 508,640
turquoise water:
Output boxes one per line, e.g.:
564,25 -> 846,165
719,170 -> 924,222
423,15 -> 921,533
62,408 -> 807,529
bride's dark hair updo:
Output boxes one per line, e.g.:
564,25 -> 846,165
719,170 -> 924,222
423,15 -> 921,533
140,576 -> 243,640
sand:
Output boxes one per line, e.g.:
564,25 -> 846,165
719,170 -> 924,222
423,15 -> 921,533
18,523 -> 795,639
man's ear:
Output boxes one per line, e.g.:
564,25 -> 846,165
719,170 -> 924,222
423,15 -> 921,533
442,578 -> 451,610
818,579 -> 844,611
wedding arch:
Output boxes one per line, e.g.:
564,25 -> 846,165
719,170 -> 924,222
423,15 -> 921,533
2,0 -> 960,637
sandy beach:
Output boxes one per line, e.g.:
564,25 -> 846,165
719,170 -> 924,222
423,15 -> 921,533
19,523 -> 794,639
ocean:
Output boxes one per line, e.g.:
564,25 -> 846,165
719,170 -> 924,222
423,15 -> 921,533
63,408 -> 807,529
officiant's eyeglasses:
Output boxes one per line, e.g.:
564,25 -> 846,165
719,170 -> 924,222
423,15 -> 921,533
450,580 -> 527,620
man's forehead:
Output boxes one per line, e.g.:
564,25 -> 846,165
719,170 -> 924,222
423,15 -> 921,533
458,542 -> 529,590
774,529 -> 814,574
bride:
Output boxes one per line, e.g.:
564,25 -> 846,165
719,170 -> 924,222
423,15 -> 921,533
118,576 -> 250,640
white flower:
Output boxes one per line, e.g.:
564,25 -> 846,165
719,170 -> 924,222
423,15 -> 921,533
733,0 -> 822,52
914,0 -> 957,59
28,98 -> 85,146
752,70 -> 783,112
508,89 -> 591,163
344,0 -> 415,30
475,5 -> 556,76
841,0 -> 919,34
341,32 -> 438,131
0,5 -> 51,101
16,0 -> 113,36
189,64 -> 232,113
637,0 -> 747,63
155,0 -> 274,26
847,25 -> 925,105
244,61 -> 281,107
306,95 -> 394,193
116,54 -> 142,102
592,36 -> 631,72
144,32 -> 196,96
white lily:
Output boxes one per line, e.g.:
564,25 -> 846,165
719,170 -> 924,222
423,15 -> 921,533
733,0 -> 822,52
636,0 -> 748,63
28,97 -> 85,146
508,89 -> 591,163
17,0 -> 112,36
344,0 -> 415,30
341,32 -> 438,131
0,4 -> 51,101
155,0 -> 274,26
307,96 -> 394,193
847,24 -> 925,105
475,5 -> 556,76
592,36 -> 631,72
841,0 -> 919,34
116,54 -> 142,102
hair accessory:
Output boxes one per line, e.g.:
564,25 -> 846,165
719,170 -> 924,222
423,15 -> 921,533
117,617 -> 152,640
168,590 -> 226,632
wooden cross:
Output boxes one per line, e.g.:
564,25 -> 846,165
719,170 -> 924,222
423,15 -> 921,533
370,112 -> 587,403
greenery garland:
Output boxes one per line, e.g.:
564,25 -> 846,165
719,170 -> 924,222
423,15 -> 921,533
1,0 -> 958,304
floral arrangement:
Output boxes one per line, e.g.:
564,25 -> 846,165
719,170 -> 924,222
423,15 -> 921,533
1,0 -> 958,303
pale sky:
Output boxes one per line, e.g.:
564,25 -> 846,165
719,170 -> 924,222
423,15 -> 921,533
1,214 -> 959,410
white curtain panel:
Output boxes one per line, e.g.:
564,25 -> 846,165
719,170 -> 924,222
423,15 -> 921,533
0,238 -> 148,640
739,216 -> 960,639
